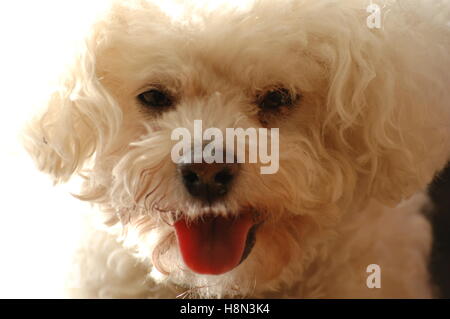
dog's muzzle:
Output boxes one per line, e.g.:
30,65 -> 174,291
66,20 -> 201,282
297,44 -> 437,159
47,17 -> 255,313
174,147 -> 257,275
177,148 -> 239,204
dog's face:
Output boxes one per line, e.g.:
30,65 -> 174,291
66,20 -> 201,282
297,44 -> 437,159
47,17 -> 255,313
24,0 -> 449,297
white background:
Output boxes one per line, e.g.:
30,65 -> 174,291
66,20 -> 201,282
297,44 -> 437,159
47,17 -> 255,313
0,0 -> 109,298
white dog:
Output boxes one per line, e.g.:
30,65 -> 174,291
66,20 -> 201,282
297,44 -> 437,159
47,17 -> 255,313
23,0 -> 450,298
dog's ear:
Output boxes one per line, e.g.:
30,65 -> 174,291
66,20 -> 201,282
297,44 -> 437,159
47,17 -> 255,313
320,12 -> 450,207
22,28 -> 122,183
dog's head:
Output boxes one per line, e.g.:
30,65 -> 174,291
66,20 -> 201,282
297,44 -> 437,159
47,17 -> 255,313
23,0 -> 449,297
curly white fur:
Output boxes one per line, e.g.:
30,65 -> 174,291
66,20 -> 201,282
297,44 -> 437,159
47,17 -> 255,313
23,0 -> 450,298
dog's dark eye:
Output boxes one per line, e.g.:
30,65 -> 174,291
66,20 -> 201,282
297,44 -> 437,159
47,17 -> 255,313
257,88 -> 295,110
137,89 -> 173,109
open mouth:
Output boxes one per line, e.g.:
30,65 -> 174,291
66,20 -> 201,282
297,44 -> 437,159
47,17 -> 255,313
174,212 -> 259,275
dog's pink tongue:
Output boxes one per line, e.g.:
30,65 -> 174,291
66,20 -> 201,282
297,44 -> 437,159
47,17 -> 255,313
174,215 -> 253,275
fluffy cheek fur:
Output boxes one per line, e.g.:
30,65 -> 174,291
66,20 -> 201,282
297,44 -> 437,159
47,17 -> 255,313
23,0 -> 450,297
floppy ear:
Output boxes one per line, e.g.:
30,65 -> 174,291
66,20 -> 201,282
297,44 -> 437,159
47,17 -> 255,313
319,4 -> 450,207
22,28 -> 122,183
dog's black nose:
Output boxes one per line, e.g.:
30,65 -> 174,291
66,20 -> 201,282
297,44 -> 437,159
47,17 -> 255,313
178,155 -> 238,203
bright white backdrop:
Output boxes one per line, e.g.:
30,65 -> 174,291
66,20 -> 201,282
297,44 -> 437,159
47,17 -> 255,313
0,0 -> 109,298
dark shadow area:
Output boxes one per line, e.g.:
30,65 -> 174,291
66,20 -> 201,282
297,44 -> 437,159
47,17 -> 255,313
429,162 -> 450,298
